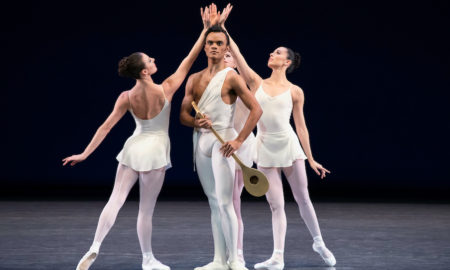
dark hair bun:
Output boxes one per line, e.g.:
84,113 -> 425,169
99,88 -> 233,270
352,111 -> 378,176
285,47 -> 301,74
117,52 -> 145,79
118,57 -> 131,78
293,52 -> 301,70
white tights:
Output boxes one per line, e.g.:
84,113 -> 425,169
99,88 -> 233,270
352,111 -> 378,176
232,170 -> 245,254
92,164 -> 166,255
196,141 -> 238,264
258,159 -> 322,261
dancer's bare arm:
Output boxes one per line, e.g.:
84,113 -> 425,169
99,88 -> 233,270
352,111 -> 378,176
179,73 -> 212,129
292,86 -> 330,179
219,4 -> 262,92
220,72 -> 262,157
62,92 -> 129,166
162,7 -> 211,101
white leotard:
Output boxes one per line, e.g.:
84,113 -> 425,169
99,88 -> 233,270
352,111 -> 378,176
116,91 -> 171,171
254,84 -> 307,167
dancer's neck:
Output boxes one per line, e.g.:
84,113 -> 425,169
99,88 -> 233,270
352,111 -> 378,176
268,68 -> 288,84
135,76 -> 155,89
206,58 -> 226,76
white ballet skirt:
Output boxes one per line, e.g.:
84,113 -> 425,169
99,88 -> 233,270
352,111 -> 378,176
254,84 -> 307,168
116,98 -> 172,171
233,97 -> 256,169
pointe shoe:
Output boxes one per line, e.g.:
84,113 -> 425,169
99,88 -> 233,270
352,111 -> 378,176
228,260 -> 248,270
254,259 -> 284,270
142,258 -> 171,270
76,249 -> 98,270
194,261 -> 229,270
227,257 -> 246,268
312,241 -> 336,266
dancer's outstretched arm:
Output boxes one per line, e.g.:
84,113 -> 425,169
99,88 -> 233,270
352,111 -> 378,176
218,4 -> 262,92
292,86 -> 330,179
62,93 -> 129,166
162,7 -> 211,100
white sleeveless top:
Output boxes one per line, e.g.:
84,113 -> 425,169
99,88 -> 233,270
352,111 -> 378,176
194,67 -> 237,162
254,84 -> 307,167
233,97 -> 256,168
116,91 -> 171,171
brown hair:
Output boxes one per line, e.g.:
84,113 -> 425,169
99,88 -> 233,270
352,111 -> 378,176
118,52 -> 145,79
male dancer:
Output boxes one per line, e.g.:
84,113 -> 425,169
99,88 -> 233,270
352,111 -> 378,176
180,21 -> 262,270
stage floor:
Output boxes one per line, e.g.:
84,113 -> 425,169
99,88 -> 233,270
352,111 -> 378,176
1,201 -> 449,270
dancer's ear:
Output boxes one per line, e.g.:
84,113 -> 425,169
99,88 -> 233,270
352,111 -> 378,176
141,68 -> 148,77
285,59 -> 292,68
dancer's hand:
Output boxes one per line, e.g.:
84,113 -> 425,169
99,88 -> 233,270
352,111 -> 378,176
219,3 -> 233,28
308,160 -> 331,179
208,3 -> 220,26
194,113 -> 212,128
220,140 -> 242,157
62,154 -> 87,166
201,6 -> 211,29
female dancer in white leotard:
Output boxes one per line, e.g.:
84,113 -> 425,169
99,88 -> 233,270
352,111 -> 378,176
62,10 -> 212,270
217,4 -> 336,269
224,51 -> 256,266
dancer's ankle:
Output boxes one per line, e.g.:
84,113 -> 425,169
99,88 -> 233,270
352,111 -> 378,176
143,252 -> 156,265
271,249 -> 284,263
89,241 -> 101,253
313,235 -> 324,244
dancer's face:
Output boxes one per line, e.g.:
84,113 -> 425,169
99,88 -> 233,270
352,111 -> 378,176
141,54 -> 157,76
268,47 -> 291,70
224,51 -> 236,68
204,32 -> 228,60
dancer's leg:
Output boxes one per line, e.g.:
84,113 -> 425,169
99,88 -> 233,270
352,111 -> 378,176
77,164 -> 138,270
282,159 -> 335,266
196,148 -> 228,269
211,142 -> 238,263
93,164 -> 138,246
137,167 -> 168,269
233,170 -> 245,263
282,160 -> 321,238
254,166 -> 285,270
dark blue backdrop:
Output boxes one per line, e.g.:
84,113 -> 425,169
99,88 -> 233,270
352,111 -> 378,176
2,1 -> 450,198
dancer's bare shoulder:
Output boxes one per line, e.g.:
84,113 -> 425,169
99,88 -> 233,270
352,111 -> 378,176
291,84 -> 305,104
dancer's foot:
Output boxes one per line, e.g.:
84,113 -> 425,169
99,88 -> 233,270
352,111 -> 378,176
75,249 -> 98,270
254,258 -> 284,270
312,240 -> 336,267
237,249 -> 246,267
142,259 -> 171,270
194,261 -> 229,270
228,260 -> 248,270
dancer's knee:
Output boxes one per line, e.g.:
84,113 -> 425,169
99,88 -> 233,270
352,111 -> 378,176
268,198 -> 285,214
293,190 -> 312,207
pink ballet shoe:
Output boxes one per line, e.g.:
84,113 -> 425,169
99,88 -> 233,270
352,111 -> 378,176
75,249 -> 98,270
142,258 -> 170,270
312,241 -> 336,266
194,261 -> 229,270
254,259 -> 284,270
228,260 -> 248,270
